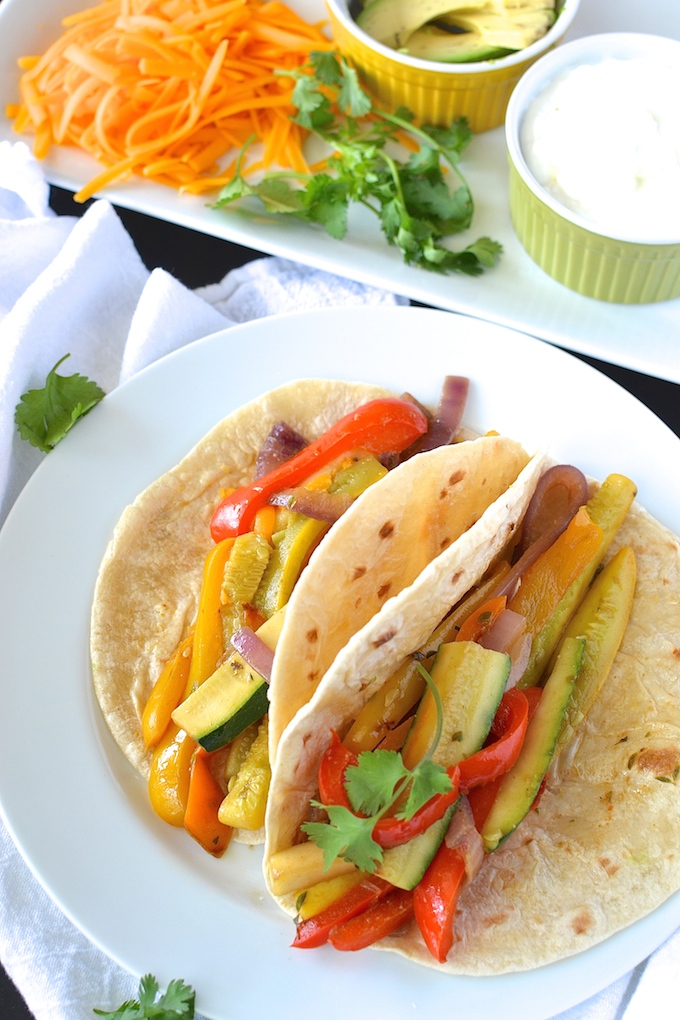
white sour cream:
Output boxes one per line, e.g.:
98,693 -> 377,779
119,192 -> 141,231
520,57 -> 680,242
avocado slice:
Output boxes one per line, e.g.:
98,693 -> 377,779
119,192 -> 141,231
357,0 -> 489,49
403,26 -> 507,63
441,8 -> 557,50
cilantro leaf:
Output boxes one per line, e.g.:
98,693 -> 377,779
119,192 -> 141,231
303,803 -> 383,872
398,758 -> 453,820
93,974 -> 195,1020
212,52 -> 502,277
345,749 -> 409,816
15,354 -> 105,453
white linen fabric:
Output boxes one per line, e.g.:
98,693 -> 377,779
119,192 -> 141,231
0,140 -> 675,1020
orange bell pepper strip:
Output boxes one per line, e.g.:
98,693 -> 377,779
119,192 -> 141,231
292,875 -> 393,949
141,631 -> 193,749
329,887 -> 415,951
183,748 -> 233,857
413,842 -> 467,962
210,398 -> 429,541
455,595 -> 507,643
508,505 -> 603,636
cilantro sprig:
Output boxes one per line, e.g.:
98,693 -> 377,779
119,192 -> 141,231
212,52 -> 502,276
302,662 -> 453,872
15,354 -> 105,452
93,974 -> 195,1020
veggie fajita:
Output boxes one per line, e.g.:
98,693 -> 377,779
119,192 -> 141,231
263,455 -> 680,972
90,377 -> 536,856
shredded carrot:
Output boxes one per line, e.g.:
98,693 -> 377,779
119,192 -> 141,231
9,0 -> 332,202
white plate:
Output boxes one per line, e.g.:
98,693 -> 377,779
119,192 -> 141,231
1,0 -> 679,384
0,307 -> 679,1020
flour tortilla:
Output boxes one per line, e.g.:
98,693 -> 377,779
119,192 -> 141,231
264,482 -> 680,973
90,379 -> 531,846
269,431 -> 533,757
90,380 -> 388,783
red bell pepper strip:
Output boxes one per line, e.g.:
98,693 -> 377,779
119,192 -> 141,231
318,730 -> 354,809
373,769 -> 460,849
329,887 -> 414,951
457,688 -> 529,793
292,875 -> 392,949
467,777 -> 502,830
210,398 -> 429,541
413,842 -> 467,962
317,731 -> 461,849
467,687 -> 542,829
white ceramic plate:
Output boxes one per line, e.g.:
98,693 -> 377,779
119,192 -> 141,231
1,0 -> 679,384
0,307 -> 679,1020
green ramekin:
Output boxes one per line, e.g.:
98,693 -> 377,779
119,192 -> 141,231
505,33 -> 680,304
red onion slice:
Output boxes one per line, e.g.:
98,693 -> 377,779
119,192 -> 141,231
230,627 -> 275,683
444,797 -> 484,883
517,464 -> 588,557
399,376 -> 470,460
255,421 -> 308,479
268,487 -> 353,522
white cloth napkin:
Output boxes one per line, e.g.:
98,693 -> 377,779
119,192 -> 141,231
0,140 -> 675,1020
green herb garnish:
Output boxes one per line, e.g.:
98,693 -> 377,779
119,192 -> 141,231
213,52 -> 502,276
93,974 -> 195,1019
302,662 -> 453,872
15,354 -> 105,452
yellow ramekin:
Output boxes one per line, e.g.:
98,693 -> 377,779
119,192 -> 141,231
505,33 -> 680,304
325,0 -> 581,132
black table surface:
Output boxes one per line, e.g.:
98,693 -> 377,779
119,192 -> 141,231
1,186 -> 679,1020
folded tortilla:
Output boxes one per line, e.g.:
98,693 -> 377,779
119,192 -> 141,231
264,480 -> 680,972
90,379 -> 532,846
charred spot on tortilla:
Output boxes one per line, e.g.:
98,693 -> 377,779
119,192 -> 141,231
599,857 -> 620,877
451,570 -> 463,587
571,910 -> 594,936
306,628 -> 319,644
352,566 -> 367,580
306,669 -> 320,682
637,746 -> 680,778
440,537 -> 452,550
379,521 -> 395,539
449,470 -> 466,486
373,627 -> 397,648
377,582 -> 392,599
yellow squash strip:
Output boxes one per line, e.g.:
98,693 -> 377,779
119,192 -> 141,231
188,536 -> 234,688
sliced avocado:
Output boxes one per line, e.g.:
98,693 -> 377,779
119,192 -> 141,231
441,8 -> 556,50
357,0 -> 489,49
480,635 -> 585,852
171,608 -> 286,751
402,641 -> 510,770
403,26 -> 506,63
377,803 -> 455,890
